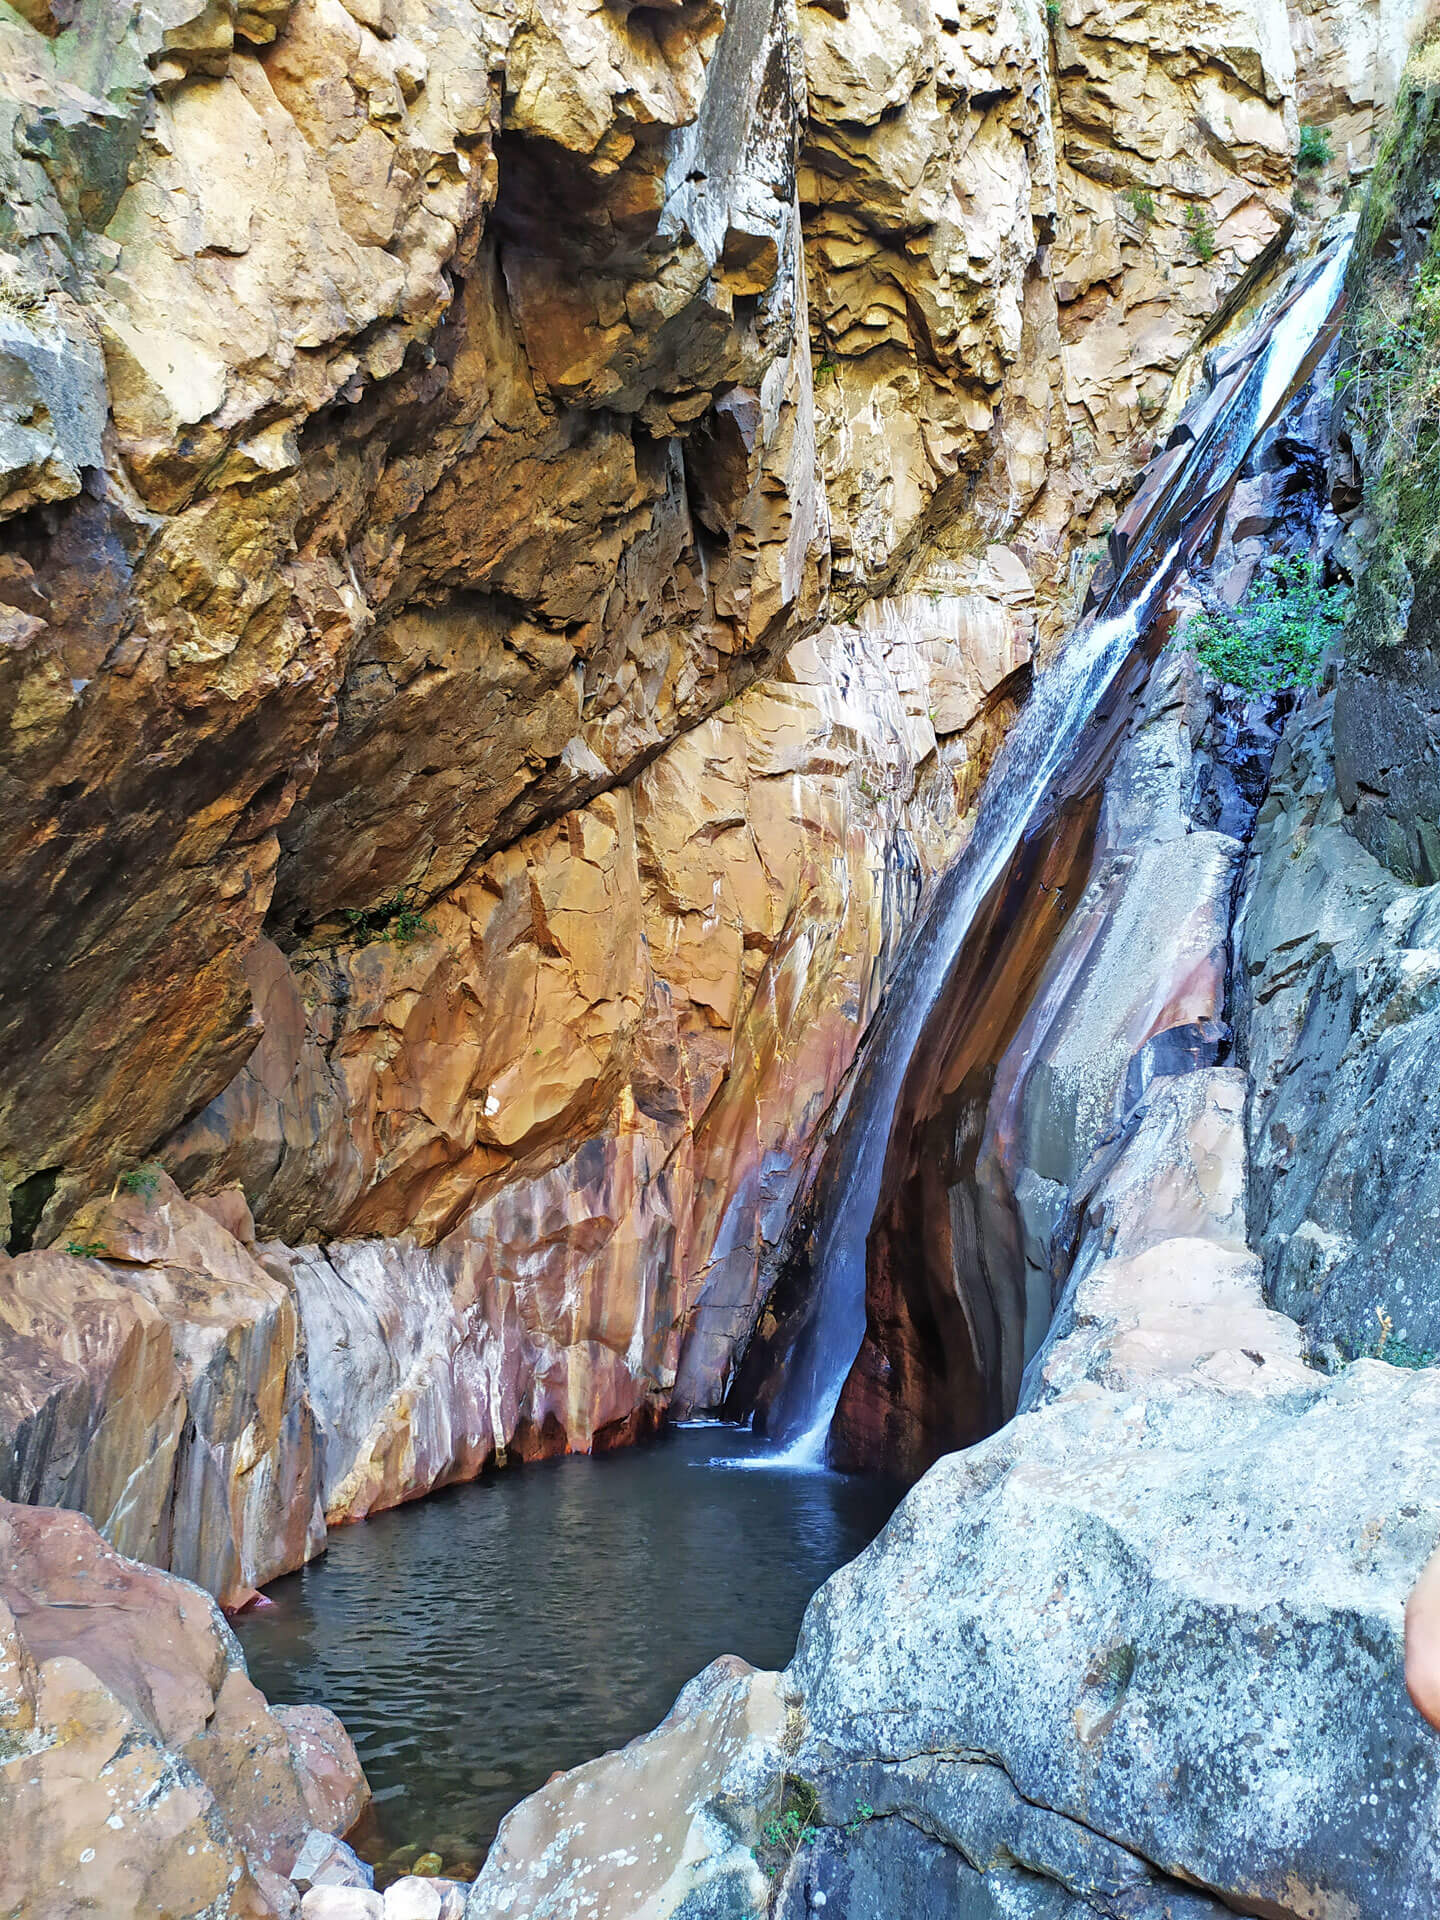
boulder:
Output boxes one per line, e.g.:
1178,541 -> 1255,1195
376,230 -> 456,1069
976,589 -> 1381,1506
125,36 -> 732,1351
0,1175 -> 324,1605
0,1497 -> 369,1919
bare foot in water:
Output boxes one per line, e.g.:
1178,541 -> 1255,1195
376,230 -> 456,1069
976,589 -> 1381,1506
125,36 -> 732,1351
1405,1545 -> 1440,1728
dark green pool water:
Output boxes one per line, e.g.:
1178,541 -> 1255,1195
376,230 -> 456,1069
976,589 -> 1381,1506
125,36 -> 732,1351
235,1424 -> 900,1886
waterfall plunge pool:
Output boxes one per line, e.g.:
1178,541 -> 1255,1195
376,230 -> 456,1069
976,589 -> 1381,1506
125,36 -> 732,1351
235,1425 -> 901,1887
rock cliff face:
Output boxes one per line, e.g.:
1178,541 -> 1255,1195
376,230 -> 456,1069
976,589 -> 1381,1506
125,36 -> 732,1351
462,245 -> 1440,1907
5,0 -> 1440,1912
0,0 -> 1345,1588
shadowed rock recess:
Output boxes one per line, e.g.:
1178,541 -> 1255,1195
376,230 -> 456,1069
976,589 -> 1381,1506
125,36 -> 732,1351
4,0 -> 1440,1911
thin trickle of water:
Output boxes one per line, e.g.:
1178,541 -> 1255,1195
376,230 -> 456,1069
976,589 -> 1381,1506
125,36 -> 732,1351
750,232 -> 1353,1470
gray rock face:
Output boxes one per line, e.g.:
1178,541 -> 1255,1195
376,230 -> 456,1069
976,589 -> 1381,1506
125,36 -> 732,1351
1239,694 -> 1440,1361
773,1818 -> 1132,1920
791,1363 -> 1440,1918
1335,639 -> 1440,884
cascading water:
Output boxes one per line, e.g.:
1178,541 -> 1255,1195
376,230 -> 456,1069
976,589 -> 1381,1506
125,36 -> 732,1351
761,229 -> 1354,1469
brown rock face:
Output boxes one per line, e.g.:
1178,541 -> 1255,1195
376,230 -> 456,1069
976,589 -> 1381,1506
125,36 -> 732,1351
831,647 -> 1243,1476
829,789 -> 1103,1479
0,1176 -> 324,1606
0,1497 -> 368,1919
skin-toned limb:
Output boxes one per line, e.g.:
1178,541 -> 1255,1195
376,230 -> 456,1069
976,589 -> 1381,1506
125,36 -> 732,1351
1405,1544 -> 1440,1728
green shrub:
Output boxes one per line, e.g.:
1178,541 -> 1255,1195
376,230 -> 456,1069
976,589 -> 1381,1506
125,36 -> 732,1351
752,1777 -> 822,1880
1184,203 -> 1216,262
1297,124 -> 1333,171
1122,187 -> 1156,224
1179,555 -> 1349,693
1372,1307 -> 1435,1368
341,894 -> 437,948
119,1162 -> 163,1202
65,1240 -> 107,1259
1046,0 -> 1059,28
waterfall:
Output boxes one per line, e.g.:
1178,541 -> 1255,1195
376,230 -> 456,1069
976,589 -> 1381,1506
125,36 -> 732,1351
762,231 -> 1354,1469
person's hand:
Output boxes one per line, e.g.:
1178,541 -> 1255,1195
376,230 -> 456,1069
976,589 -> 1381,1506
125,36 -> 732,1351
1405,1544 -> 1440,1728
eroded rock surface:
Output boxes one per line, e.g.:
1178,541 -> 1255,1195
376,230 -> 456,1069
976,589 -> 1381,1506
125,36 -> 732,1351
0,1497 -> 368,1920
1241,696 -> 1440,1363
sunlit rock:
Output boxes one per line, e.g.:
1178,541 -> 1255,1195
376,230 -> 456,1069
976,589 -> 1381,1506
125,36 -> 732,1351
0,1498 -> 367,1919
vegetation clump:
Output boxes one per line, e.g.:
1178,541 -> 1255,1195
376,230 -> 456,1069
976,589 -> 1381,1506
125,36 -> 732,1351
1180,555 -> 1349,694
341,893 -> 437,948
1184,203 -> 1216,263
1297,124 -> 1333,170
119,1162 -> 163,1202
1371,1307 -> 1435,1369
753,1777 -> 821,1881
65,1239 -> 107,1259
1121,187 -> 1156,225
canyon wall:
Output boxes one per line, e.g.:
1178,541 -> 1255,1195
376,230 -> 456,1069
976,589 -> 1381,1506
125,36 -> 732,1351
1,3 -> 1438,1917
0,0 -> 1330,1602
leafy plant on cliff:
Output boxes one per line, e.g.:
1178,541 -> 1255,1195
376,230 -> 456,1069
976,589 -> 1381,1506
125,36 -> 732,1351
65,1240 -> 107,1259
1184,203 -> 1217,263
1121,187 -> 1156,226
340,893 -> 437,948
119,1162 -> 163,1202
1371,1307 -> 1435,1369
1179,555 -> 1349,694
1297,124 -> 1333,171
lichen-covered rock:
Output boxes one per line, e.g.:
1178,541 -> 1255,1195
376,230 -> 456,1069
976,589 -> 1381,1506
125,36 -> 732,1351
1330,44 -> 1440,882
467,1654 -> 787,1920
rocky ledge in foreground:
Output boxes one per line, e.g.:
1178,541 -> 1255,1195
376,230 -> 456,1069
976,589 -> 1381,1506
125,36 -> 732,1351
0,1497 -> 368,1919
